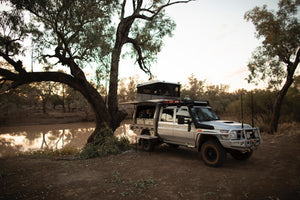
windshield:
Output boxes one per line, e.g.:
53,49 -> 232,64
190,106 -> 219,122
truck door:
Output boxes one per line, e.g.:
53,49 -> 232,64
173,107 -> 196,147
157,106 -> 176,142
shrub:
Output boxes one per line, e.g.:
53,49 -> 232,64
80,124 -> 130,159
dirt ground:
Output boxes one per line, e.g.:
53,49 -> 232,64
1,124 -> 300,200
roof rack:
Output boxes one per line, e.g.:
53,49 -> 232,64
162,99 -> 209,106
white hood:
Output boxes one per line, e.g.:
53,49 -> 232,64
201,120 -> 252,130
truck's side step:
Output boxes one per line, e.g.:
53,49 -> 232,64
136,135 -> 158,140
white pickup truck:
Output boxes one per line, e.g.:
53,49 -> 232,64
130,99 -> 261,167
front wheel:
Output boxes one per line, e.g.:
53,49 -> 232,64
230,149 -> 253,160
201,140 -> 227,167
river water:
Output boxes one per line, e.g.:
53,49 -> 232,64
0,122 -> 136,157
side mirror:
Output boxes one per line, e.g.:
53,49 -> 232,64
188,120 -> 191,132
178,116 -> 185,124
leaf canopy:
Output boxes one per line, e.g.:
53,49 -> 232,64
9,0 -> 117,66
245,0 -> 300,89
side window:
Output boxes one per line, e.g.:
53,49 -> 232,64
176,107 -> 191,123
136,105 -> 155,119
160,108 -> 174,122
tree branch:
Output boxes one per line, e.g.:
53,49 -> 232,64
294,47 -> 300,68
138,0 -> 192,20
0,69 -> 82,93
121,0 -> 127,20
0,50 -> 26,74
126,37 -> 153,78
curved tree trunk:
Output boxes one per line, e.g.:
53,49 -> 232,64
269,76 -> 294,134
269,49 -> 300,134
80,81 -> 113,143
0,68 -> 112,143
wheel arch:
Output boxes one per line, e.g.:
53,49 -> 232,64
141,128 -> 150,135
196,134 -> 220,152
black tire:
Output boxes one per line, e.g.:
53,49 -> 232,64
230,149 -> 253,160
201,140 -> 227,167
142,139 -> 154,152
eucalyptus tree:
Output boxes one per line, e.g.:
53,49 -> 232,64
0,0 -> 192,144
245,0 -> 300,134
0,0 -> 116,143
108,0 -> 192,129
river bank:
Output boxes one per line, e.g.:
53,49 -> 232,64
0,110 -> 95,127
1,125 -> 300,200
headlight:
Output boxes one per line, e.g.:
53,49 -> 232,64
229,130 -> 239,140
220,130 -> 241,140
254,129 -> 259,138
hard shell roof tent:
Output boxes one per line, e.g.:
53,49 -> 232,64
136,80 -> 181,101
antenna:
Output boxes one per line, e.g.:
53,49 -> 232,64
31,38 -> 33,72
241,92 -> 244,129
251,91 -> 254,127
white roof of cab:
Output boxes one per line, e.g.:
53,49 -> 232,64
119,98 -> 176,105
137,80 -> 181,87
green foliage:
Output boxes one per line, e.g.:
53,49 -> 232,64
181,73 -> 206,100
181,74 -> 233,114
118,76 -> 138,103
246,47 -> 286,89
130,12 -> 176,70
244,0 -> 300,89
226,90 -> 276,131
9,0 -> 117,66
80,124 -> 130,159
245,0 -> 300,133
0,6 -> 29,56
0,84 -> 39,108
19,146 -> 79,158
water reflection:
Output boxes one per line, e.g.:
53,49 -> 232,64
0,123 -> 137,157
0,123 -> 95,157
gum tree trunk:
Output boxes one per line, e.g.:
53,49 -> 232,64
269,49 -> 300,134
269,76 -> 293,134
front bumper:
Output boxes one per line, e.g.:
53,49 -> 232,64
220,128 -> 261,151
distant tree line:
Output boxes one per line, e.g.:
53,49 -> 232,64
117,74 -> 300,132
181,75 -> 300,132
1,74 -> 299,132
0,82 -> 93,116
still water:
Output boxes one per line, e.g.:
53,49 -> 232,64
0,122 -> 136,157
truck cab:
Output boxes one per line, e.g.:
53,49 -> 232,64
129,81 -> 261,167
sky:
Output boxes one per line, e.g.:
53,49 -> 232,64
0,0 -> 289,92
119,0 -> 280,92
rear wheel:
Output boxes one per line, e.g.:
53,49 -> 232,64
230,149 -> 253,160
201,140 -> 226,167
142,139 -> 154,152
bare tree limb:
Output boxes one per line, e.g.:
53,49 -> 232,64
0,68 -> 83,93
138,0 -> 192,20
0,68 -> 18,80
121,0 -> 127,20
126,37 -> 152,77
0,50 -> 26,74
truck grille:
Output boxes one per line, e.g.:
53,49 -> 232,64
235,129 -> 259,140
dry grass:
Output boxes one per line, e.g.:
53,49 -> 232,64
277,122 -> 300,136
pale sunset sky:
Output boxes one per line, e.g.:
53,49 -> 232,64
119,0 -> 283,91
3,0 -> 295,92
